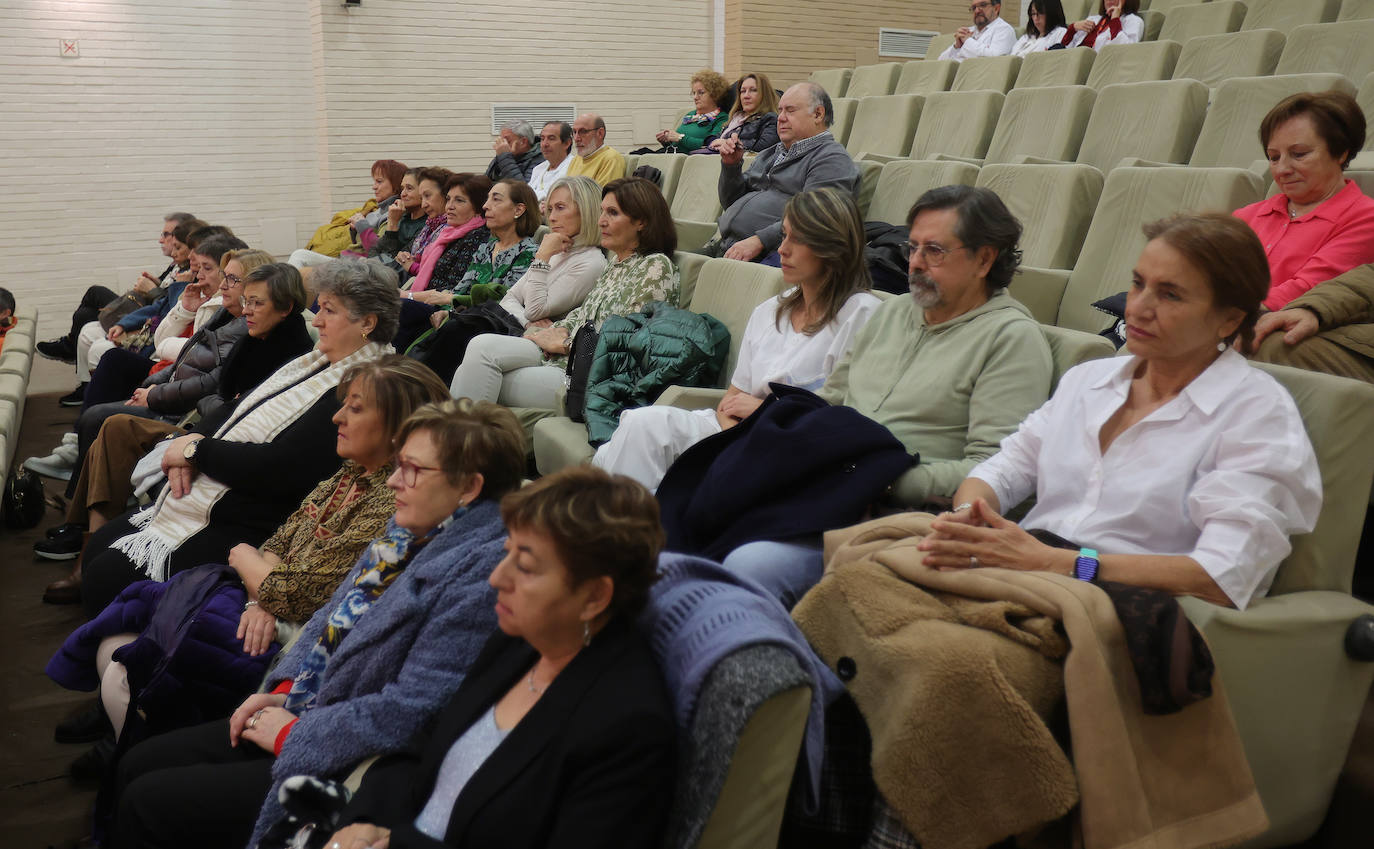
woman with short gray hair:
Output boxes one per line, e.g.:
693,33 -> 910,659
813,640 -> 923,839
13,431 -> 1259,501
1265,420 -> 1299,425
313,258 -> 402,346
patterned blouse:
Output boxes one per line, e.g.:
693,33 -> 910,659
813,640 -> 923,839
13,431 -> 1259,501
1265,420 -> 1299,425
454,236 -> 537,297
545,252 -> 680,367
256,461 -> 397,624
428,225 -> 491,292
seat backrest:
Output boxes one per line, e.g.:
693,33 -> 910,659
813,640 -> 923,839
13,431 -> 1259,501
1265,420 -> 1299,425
829,97 -> 860,147
623,153 -> 640,180
1014,48 -> 1096,89
1140,8 -> 1166,41
808,67 -> 851,98
1160,0 -> 1249,42
1274,20 -> 1374,80
951,55 -> 1022,93
1056,165 -> 1264,331
1038,324 -> 1117,391
1345,169 -> 1374,195
977,163 -> 1105,269
1147,0 -> 1217,12
1173,29 -> 1286,90
846,62 -> 903,98
1242,0 -> 1341,30
909,89 -> 1005,160
896,59 -> 958,94
688,258 -> 787,378
1076,78 -> 1209,174
1252,363 -> 1374,594
1339,0 -> 1374,21
865,159 -> 980,227
1061,0 -> 1096,20
855,159 -> 883,218
650,153 -> 689,206
670,154 -> 724,222
1085,40 -> 1183,89
926,32 -> 958,60
1360,73 -> 1374,150
845,94 -> 924,159
985,85 -> 1096,166
1190,73 -> 1357,167
674,251 -> 710,307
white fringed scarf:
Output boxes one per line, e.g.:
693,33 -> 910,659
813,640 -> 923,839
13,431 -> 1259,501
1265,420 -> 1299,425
111,342 -> 390,581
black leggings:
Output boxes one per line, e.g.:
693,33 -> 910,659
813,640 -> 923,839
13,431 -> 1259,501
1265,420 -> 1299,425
68,285 -> 119,343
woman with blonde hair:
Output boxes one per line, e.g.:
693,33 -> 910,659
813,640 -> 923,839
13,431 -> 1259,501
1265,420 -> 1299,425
708,72 -> 781,154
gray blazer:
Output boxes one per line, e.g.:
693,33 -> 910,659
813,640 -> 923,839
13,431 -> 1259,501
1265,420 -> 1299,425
716,133 -> 860,252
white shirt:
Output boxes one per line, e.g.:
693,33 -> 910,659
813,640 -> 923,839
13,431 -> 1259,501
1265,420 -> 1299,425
731,289 -> 881,396
528,155 -> 572,201
1011,26 -> 1068,57
968,351 -> 1322,610
938,16 -> 1017,62
1062,13 -> 1144,50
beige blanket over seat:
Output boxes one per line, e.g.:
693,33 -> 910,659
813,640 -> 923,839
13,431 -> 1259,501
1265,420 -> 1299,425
793,513 -> 1268,849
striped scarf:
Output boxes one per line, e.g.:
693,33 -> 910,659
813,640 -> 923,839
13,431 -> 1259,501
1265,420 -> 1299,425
408,214 -> 447,256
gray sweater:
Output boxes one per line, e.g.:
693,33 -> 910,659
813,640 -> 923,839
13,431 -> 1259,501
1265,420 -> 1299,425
716,132 -> 861,252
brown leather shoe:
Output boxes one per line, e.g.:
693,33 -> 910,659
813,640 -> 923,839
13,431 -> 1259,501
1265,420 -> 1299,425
43,574 -> 81,605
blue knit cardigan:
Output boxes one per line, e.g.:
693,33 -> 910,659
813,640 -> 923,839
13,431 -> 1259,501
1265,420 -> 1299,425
247,499 -> 506,847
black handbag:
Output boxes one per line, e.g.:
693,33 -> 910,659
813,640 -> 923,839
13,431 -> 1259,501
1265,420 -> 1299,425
564,321 -> 599,423
4,466 -> 47,529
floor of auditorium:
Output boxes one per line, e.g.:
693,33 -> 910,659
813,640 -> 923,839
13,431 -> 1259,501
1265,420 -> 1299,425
1,389 -> 1370,848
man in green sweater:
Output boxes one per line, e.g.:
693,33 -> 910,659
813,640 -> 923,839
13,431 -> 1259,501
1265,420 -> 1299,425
723,184 -> 1054,607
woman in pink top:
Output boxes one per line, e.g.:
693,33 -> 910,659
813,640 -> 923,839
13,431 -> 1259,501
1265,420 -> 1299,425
1234,90 -> 1374,311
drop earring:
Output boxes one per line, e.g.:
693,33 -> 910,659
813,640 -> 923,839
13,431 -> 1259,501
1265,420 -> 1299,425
582,621 -> 591,647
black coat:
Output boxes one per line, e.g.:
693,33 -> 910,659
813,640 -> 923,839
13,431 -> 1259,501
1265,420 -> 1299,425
142,308 -> 248,415
724,111 -> 779,152
197,312 -> 315,432
344,617 -> 676,849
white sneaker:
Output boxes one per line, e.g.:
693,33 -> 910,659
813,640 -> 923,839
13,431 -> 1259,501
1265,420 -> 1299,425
23,434 -> 79,481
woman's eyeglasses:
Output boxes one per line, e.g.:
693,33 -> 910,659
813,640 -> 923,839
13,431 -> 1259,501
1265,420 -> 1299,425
394,457 -> 443,487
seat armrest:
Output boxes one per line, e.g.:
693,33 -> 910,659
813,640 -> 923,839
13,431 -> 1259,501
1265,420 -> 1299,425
656,385 -> 727,411
856,152 -> 903,164
674,219 -> 721,252
1008,266 -> 1071,325
931,153 -> 985,166
1005,154 -> 1070,167
1113,157 -> 1177,169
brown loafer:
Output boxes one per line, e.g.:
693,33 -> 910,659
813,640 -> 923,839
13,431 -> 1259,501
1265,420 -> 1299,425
43,575 -> 82,605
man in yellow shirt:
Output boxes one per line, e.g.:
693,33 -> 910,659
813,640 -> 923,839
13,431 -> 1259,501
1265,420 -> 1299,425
566,113 -> 627,187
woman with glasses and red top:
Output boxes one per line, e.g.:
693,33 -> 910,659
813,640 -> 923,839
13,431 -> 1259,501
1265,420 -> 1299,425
1062,0 -> 1143,51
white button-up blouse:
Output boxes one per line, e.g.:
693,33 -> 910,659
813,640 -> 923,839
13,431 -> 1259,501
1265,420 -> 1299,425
969,350 -> 1322,609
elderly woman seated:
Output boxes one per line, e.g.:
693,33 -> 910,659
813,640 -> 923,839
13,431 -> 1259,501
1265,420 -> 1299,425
292,159 -> 408,265
706,72 -> 781,156
1234,90 -> 1374,311
318,466 -> 674,849
1061,0 -> 1143,50
654,69 -> 732,153
105,398 -> 529,849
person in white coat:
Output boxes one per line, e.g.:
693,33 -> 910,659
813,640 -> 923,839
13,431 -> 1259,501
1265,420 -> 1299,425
938,0 -> 1017,62
1012,0 -> 1070,58
1062,0 -> 1144,50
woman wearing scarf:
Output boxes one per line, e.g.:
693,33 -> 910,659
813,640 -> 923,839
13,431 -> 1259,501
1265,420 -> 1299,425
77,259 -> 401,619
105,399 -> 527,849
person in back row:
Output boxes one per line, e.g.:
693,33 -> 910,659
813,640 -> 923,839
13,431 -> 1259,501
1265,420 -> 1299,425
1013,0 -> 1069,57
566,113 -> 627,187
712,82 -> 860,264
939,0 -> 1017,61
485,120 -> 544,183
528,121 -> 575,202
1062,0 -> 1143,50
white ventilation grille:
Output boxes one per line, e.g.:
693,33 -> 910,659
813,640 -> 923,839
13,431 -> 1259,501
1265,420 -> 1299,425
491,104 -> 578,135
879,28 -> 939,59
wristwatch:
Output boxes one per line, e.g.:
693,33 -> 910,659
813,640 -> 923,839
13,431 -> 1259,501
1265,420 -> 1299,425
1074,547 -> 1099,582
183,438 -> 202,464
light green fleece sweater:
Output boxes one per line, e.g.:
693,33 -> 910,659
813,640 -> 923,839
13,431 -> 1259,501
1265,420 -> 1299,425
818,289 -> 1053,506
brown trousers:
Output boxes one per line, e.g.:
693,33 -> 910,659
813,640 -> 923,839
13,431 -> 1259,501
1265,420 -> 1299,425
67,414 -> 182,525
1254,333 -> 1374,384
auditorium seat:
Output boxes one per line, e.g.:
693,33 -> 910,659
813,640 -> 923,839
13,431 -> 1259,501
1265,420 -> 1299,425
1039,324 -> 1117,389
846,63 -> 902,99
808,67 -> 851,98
643,153 -> 687,206
0,310 -> 37,487
981,85 -> 1096,167
1188,73 -> 1357,169
1061,0 -> 1095,21
1011,165 -> 1263,329
1076,78 -> 1209,173
1273,20 -> 1374,82
1338,0 -> 1374,20
895,59 -> 958,95
844,94 -> 923,159
864,159 -> 980,227
855,159 -> 883,218
1014,48 -> 1095,89
908,90 -> 1005,161
1144,0 -> 1212,14
670,155 -> 725,252
674,250 -> 709,307
976,163 -> 1104,269
1361,73 -> 1374,148
1140,8 -> 1166,41
1159,0 -> 1248,41
1241,0 -> 1341,30
828,97 -> 859,147
1085,40 -> 1183,89
951,55 -> 1022,93
1172,29 -> 1286,91
926,33 -> 958,61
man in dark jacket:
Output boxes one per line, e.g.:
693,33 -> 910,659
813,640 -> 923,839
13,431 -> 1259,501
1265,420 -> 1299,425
484,120 -> 544,182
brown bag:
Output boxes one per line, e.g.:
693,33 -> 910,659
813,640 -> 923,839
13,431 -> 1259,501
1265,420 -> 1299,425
98,287 -> 161,331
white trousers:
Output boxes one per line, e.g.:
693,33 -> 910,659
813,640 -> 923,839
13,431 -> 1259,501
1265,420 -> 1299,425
593,405 -> 722,492
448,334 -> 566,409
288,249 -> 335,269
96,633 -> 137,739
77,320 -> 115,382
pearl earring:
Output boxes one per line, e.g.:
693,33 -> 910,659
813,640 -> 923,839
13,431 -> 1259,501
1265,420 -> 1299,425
1217,340 -> 1227,352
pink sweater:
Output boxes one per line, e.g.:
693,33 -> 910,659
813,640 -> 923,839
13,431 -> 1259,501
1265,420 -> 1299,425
408,216 -> 486,292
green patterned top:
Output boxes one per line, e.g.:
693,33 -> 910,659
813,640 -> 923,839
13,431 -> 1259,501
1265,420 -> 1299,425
453,236 -> 536,302
544,252 -> 680,367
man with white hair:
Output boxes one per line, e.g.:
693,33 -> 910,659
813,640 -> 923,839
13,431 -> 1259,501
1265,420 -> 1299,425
938,0 -> 1016,61
485,119 -> 544,182
566,113 -> 627,187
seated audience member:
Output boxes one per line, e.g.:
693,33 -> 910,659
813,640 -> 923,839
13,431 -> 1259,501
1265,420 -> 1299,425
566,113 -> 628,187
1250,263 -> 1374,383
485,120 -> 544,183
1234,90 -> 1374,311
447,180 -> 540,307
709,185 -> 1054,608
0,287 -> 14,353
939,0 -> 1017,61
714,82 -> 861,264
923,212 -> 1321,611
294,159 -> 407,264
38,213 -> 197,364
1013,0 -> 1069,56
707,72 -> 781,155
75,259 -> 399,619
370,168 -> 429,264
1062,0 -> 1143,50
528,121 -> 575,202
392,167 -> 457,282
46,357 -> 449,782
596,188 -> 880,491
450,177 -> 679,409
106,398 -> 526,849
318,466 -> 675,849
412,176 -> 607,383
654,69 -> 731,153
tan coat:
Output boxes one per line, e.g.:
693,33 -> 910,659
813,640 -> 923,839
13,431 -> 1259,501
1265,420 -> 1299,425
1285,262 -> 1374,359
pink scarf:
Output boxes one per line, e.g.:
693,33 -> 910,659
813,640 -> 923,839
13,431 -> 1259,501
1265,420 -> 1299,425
409,216 -> 486,292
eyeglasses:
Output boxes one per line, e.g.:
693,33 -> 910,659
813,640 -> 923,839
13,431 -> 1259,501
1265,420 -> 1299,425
160,230 -> 174,239
394,456 -> 443,487
969,1 -> 993,10
223,273 -> 244,286
690,89 -> 707,97
572,127 -> 598,136
899,241 -> 971,267
239,295 -> 269,309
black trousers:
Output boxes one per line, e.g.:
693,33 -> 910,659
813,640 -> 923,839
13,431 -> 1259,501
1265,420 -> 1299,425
108,717 -> 273,849
393,297 -> 440,354
68,285 -> 119,343
83,346 -> 153,411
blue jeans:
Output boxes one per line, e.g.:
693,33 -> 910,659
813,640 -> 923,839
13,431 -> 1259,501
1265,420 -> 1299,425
721,540 -> 825,610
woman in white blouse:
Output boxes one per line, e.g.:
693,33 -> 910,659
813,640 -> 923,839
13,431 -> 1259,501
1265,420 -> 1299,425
1012,0 -> 1069,58
1062,0 -> 1144,51
594,187 -> 881,492
920,212 -> 1322,610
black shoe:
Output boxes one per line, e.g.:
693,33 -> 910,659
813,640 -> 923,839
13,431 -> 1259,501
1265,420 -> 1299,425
69,735 -> 116,784
56,702 -> 111,745
37,337 -> 77,364
45,521 -> 87,540
58,383 -> 86,407
35,525 -> 84,561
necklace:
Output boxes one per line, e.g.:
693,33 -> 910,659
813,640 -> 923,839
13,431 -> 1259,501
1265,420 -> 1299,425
1288,181 -> 1343,219
526,669 -> 545,695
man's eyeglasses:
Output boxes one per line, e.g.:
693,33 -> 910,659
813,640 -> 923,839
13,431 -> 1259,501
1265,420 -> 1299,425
572,127 -> 598,136
969,1 -> 994,11
394,456 -> 443,487
899,241 -> 970,267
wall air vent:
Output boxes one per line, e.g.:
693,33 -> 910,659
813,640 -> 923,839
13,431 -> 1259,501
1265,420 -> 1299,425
879,28 -> 939,59
491,104 -> 577,135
